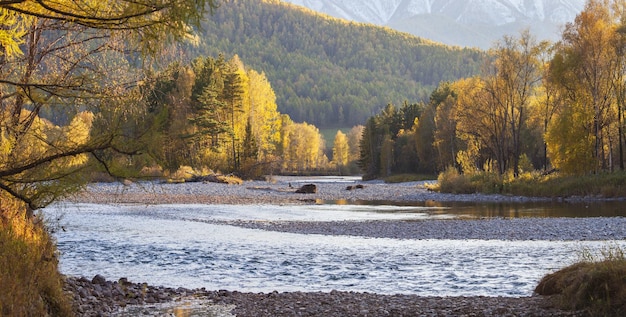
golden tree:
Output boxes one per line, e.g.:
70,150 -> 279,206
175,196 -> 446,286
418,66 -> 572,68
0,0 -> 216,212
547,0 -> 621,173
332,130 -> 349,171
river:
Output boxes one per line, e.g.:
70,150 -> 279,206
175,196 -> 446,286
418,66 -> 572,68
44,199 -> 625,297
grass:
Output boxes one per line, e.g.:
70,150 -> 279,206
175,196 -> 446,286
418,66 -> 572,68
535,246 -> 626,316
0,197 -> 73,316
435,168 -> 626,198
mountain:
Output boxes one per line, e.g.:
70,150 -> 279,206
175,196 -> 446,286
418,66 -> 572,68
181,0 -> 484,128
282,0 -> 586,49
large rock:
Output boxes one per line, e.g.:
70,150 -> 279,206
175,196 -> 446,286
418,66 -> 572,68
91,274 -> 107,286
295,184 -> 317,194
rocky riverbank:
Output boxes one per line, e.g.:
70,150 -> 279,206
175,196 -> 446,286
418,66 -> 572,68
62,178 -> 608,316
64,275 -> 584,317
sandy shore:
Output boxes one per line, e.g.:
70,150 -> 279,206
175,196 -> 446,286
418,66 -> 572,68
64,178 -> 597,316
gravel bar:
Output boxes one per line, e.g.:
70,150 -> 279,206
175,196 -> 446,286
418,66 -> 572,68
227,217 -> 626,241
71,178 -> 553,205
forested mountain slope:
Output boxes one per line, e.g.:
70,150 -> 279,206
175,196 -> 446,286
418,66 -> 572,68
180,0 -> 484,128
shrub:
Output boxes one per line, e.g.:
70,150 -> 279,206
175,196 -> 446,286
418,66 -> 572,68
535,246 -> 626,316
469,171 -> 504,194
436,167 -> 476,194
0,197 -> 73,316
435,169 -> 626,198
166,165 -> 196,182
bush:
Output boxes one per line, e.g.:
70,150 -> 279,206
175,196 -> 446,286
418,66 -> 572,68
436,167 -> 476,194
166,165 -> 196,182
535,246 -> 626,316
0,197 -> 73,316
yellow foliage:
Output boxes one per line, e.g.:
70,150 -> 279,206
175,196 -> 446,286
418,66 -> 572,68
545,100 -> 596,174
332,130 -> 349,167
0,8 -> 31,58
0,194 -> 73,316
281,121 -> 327,172
247,69 -> 282,159
1,0 -> 215,56
0,108 -> 96,208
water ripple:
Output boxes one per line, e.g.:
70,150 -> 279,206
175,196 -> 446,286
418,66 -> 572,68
45,203 -> 624,297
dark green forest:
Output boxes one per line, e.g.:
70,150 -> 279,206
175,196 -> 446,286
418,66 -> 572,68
174,0 -> 484,128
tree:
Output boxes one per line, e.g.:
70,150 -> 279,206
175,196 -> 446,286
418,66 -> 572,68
0,0 -> 217,212
242,119 -> 258,161
145,63 -> 196,172
414,102 -> 437,173
332,130 -> 349,173
547,0 -> 620,173
358,118 -> 381,180
379,134 -> 394,177
432,82 -> 460,170
532,42 -> 563,171
0,0 -> 215,57
246,69 -> 281,161
222,58 -> 245,171
347,125 -> 364,163
488,30 -> 543,176
453,76 -> 501,172
281,121 -> 327,173
452,31 -> 543,176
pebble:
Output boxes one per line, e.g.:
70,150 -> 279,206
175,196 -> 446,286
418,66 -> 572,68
64,276 -> 583,316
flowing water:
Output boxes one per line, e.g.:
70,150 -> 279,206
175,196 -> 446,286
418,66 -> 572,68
44,201 -> 625,297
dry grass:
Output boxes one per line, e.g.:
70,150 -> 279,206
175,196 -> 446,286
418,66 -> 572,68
383,174 -> 437,183
436,169 -> 626,198
535,246 -> 626,316
0,197 -> 73,317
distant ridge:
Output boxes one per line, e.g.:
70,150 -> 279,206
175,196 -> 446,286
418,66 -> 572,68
283,0 -> 586,49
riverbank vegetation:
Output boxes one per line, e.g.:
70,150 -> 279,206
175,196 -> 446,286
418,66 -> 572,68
360,0 -> 626,200
0,196 -> 72,316
434,168 -> 626,198
536,246 -> 626,316
142,55 -> 364,180
0,0 -> 217,314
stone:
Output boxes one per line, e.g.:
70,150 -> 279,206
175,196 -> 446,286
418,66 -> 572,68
92,274 -> 107,285
295,184 -> 317,194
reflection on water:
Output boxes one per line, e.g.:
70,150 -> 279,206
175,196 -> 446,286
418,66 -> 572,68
44,203 -> 625,297
319,199 -> 626,219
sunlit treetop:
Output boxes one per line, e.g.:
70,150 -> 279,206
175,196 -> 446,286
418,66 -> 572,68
0,0 -> 218,57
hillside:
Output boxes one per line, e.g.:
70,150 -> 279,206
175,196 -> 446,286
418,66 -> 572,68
178,0 -> 484,128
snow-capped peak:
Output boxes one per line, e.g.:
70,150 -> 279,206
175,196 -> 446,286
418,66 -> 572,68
282,0 -> 586,48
